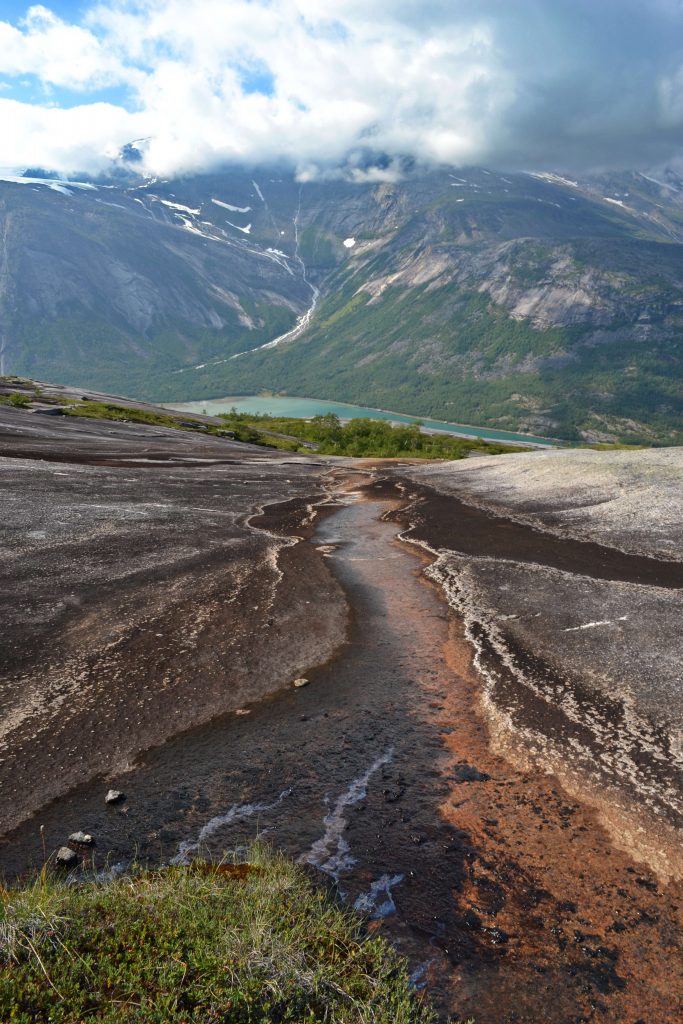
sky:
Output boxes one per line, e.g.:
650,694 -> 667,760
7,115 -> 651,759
3,0 -> 683,179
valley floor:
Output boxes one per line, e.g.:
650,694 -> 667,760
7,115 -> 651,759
0,405 -> 681,1022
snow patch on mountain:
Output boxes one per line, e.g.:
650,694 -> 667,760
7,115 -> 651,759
159,199 -> 201,215
528,171 -> 580,189
0,171 -> 97,193
176,216 -> 217,240
212,198 -> 252,213
639,173 -> 680,192
226,220 -> 252,234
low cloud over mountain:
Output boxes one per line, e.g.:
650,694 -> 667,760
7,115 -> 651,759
4,0 -> 683,178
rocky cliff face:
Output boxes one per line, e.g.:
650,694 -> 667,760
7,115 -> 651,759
2,165 -> 682,442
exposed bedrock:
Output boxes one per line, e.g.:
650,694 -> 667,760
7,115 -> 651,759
0,407 -> 347,835
388,447 -> 683,877
405,447 -> 683,560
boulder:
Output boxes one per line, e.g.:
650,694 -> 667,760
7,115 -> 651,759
105,789 -> 126,805
293,677 -> 309,688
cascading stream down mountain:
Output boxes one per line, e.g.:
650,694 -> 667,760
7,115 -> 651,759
234,183 -> 320,357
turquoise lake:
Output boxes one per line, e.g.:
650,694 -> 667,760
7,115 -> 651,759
166,395 -> 561,447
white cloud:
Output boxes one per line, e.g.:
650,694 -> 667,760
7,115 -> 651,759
1,1 -> 683,176
0,97 -> 147,173
0,5 -> 133,91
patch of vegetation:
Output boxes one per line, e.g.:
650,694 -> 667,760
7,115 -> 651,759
0,392 -> 32,408
298,224 -> 337,268
0,847 -> 435,1024
1,378 -> 525,458
580,442 -> 649,451
64,401 -> 183,428
219,411 -> 525,459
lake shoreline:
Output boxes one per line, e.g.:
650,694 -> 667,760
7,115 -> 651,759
162,392 -> 561,448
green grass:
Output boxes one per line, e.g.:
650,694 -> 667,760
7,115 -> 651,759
580,442 -> 649,451
0,847 -> 435,1024
0,392 -> 33,408
64,401 -> 184,429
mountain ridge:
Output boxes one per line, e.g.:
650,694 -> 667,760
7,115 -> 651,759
1,163 -> 682,443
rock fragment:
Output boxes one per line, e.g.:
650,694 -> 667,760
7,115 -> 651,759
56,847 -> 78,868
293,677 -> 309,688
68,831 -> 94,845
452,762 -> 491,784
105,789 -> 125,804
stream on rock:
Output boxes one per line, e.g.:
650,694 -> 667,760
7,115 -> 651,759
3,478 -> 682,1023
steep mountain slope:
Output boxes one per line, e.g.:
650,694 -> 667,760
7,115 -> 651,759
223,169 -> 683,444
2,165 -> 682,442
0,171 -> 311,395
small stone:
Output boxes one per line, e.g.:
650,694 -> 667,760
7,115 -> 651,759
68,831 -> 94,846
105,789 -> 125,804
56,847 -> 78,868
293,677 -> 309,688
452,762 -> 491,784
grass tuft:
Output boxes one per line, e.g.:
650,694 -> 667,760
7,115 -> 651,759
0,846 -> 435,1023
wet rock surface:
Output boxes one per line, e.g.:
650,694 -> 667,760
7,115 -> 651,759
405,447 -> 683,561
2,414 -> 682,1022
0,405 -> 347,834
3,469 -> 682,1022
453,762 -> 491,784
385,457 -> 683,880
